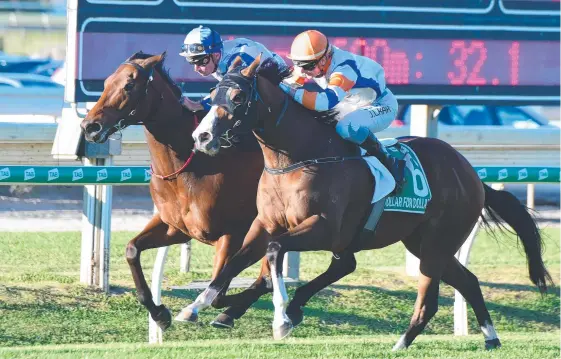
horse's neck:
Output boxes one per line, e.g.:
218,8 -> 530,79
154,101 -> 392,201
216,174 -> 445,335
142,74 -> 196,175
258,100 -> 352,170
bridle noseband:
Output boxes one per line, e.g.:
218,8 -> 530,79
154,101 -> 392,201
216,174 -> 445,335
110,61 -> 160,137
112,60 -> 200,181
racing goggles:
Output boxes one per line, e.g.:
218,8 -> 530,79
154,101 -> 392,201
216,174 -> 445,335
182,43 -> 206,55
294,59 -> 320,71
187,54 -> 212,66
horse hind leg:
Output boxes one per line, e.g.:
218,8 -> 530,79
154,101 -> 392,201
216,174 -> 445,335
394,208 -> 483,351
126,214 -> 189,331
286,251 -> 357,327
441,258 -> 501,350
392,231 -> 446,351
392,270 -> 442,351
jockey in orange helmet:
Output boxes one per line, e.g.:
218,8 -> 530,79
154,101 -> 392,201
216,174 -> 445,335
280,30 -> 404,189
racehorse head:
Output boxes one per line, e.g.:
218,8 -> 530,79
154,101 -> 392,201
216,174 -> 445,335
81,51 -> 187,143
193,55 -> 284,155
191,55 -> 261,155
192,55 -> 338,156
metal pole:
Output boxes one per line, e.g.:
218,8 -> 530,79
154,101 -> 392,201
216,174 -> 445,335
98,156 -> 113,293
527,184 -> 535,209
180,242 -> 191,273
283,252 -> 300,280
80,157 -> 96,285
80,156 -> 112,292
92,159 -> 104,287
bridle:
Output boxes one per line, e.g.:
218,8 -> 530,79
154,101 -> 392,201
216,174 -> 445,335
211,68 -> 288,147
212,66 -> 362,176
113,60 -> 200,181
108,61 -> 161,139
149,114 -> 199,181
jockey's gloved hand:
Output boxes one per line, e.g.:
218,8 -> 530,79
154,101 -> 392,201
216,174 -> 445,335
279,82 -> 298,98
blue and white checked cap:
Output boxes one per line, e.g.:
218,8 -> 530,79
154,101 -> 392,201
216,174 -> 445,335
180,25 -> 223,57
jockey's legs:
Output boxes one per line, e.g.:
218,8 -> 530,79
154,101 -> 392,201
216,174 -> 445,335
360,135 -> 406,193
335,91 -> 405,190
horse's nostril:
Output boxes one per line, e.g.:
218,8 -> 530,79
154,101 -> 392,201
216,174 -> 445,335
84,122 -> 102,135
198,132 -> 211,144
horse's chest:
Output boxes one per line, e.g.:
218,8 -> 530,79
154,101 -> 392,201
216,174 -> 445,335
152,186 -> 217,241
258,187 -> 316,233
157,201 -> 188,230
285,189 -> 316,221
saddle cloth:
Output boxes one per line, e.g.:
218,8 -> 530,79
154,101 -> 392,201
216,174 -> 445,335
361,138 -> 432,232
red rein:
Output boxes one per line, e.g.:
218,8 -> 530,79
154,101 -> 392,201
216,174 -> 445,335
149,114 -> 199,181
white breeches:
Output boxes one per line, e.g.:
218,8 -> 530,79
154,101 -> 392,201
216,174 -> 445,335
335,89 -> 398,144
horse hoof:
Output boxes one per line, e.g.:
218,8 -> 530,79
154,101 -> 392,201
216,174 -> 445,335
286,307 -> 304,327
485,338 -> 502,350
174,309 -> 198,323
211,313 -> 235,329
152,305 -> 172,330
273,321 -> 293,340
391,335 -> 408,351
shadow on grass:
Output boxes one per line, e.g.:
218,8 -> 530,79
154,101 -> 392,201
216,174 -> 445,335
479,281 -> 560,295
1,284 -> 101,305
228,283 -> 558,334
2,279 -> 556,346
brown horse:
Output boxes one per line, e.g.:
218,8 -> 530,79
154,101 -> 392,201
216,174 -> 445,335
79,52 -> 273,330
187,56 -> 552,350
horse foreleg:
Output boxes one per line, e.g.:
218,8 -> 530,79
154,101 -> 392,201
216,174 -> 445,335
266,214 -> 331,340
210,234 -> 236,306
175,218 -> 270,324
126,214 -> 190,330
211,258 -> 272,329
175,234 -> 237,323
287,250 -> 356,327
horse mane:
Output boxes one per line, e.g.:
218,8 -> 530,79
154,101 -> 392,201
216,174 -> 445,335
127,51 -> 183,99
256,58 -> 339,127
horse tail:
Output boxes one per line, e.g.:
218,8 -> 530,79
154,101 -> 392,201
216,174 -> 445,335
481,183 -> 552,293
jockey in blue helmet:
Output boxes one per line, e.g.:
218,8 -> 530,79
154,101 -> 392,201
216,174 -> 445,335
179,25 -> 287,111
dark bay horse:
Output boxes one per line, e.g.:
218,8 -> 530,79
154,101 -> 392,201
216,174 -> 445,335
80,52 -> 273,330
188,56 -> 552,350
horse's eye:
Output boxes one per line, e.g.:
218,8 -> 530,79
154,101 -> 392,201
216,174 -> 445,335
232,93 -> 245,104
124,82 -> 135,92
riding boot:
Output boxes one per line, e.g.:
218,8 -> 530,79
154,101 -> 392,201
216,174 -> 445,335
360,136 -> 406,194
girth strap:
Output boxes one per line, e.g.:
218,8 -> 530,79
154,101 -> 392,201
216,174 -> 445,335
264,155 -> 364,175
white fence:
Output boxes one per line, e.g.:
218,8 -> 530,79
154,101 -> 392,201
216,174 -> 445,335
1,122 -> 559,166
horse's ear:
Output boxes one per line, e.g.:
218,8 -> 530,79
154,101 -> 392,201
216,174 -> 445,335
141,52 -> 166,69
228,56 -> 243,72
241,53 -> 262,78
126,50 -> 143,62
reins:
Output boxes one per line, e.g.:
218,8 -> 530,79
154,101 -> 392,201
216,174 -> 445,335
149,114 -> 200,181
